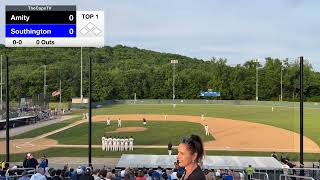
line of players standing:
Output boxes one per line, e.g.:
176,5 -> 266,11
102,136 -> 134,151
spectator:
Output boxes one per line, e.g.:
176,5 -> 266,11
282,162 -> 290,180
299,163 -> 305,177
245,165 -> 255,180
106,172 -> 113,180
177,134 -> 206,180
39,155 -> 48,171
176,172 -> 183,180
99,169 -> 107,180
30,168 -> 46,180
271,152 -> 278,160
151,169 -> 161,180
79,167 -> 94,180
92,169 -> 100,180
26,153 -> 38,169
62,170 -> 71,180
168,142 -> 173,155
231,170 -> 240,180
146,169 -> 153,180
171,169 -> 178,180
136,170 -> 146,180
52,169 -> 63,180
47,169 -> 56,180
162,172 -> 171,180
18,171 -> 30,180
206,169 -> 215,180
22,155 -> 28,168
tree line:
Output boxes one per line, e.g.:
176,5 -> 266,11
0,44 -> 319,102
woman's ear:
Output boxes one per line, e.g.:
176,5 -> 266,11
192,152 -> 198,162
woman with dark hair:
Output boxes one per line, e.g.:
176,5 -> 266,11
177,134 -> 205,180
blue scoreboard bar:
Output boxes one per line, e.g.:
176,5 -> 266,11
6,24 -> 76,37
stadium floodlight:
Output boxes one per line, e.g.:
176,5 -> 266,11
281,62 -> 283,102
80,47 -> 83,103
171,60 -> 178,107
254,59 -> 259,101
44,65 -> 47,108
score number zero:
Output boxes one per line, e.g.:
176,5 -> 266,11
69,14 -> 75,35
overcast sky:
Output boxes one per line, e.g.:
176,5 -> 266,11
1,0 -> 319,71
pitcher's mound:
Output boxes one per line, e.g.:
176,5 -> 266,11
107,127 -> 146,133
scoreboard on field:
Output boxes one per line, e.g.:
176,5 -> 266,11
5,5 -> 104,47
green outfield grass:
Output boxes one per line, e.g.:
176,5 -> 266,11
93,104 -> 320,146
2,147 -> 319,163
48,121 -> 214,145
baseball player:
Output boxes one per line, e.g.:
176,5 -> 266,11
118,118 -> 122,128
204,124 -> 209,136
112,137 -> 117,151
201,114 -> 205,121
124,137 -> 129,151
120,137 -> 125,151
143,118 -> 147,126
107,117 -> 111,126
116,137 -> 121,151
107,136 -> 113,151
129,136 -> 134,151
101,137 -> 106,151
104,137 -> 109,151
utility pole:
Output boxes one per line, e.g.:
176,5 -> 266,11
81,47 -> 83,103
280,62 -> 283,102
171,60 -> 178,107
255,60 -> 259,101
59,80 -> 62,109
44,65 -> 47,109
5,56 -> 10,162
300,56 -> 304,166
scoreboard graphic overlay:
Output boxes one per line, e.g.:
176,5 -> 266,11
5,5 -> 104,47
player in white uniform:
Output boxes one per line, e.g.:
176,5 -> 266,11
107,117 -> 111,126
112,137 -> 117,151
129,136 -> 134,151
118,118 -> 122,127
143,118 -> 147,126
120,137 -> 125,151
101,137 -> 106,151
124,137 -> 129,151
204,124 -> 209,136
107,136 -> 113,151
104,137 -> 109,151
116,137 -> 121,151
201,114 -> 205,121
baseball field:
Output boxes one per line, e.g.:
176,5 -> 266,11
1,103 -> 320,162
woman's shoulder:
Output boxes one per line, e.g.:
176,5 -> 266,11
187,166 -> 206,180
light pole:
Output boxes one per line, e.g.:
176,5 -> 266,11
44,65 -> 47,109
280,62 -> 283,102
80,47 -> 83,103
171,60 -> 178,106
255,59 -> 259,101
